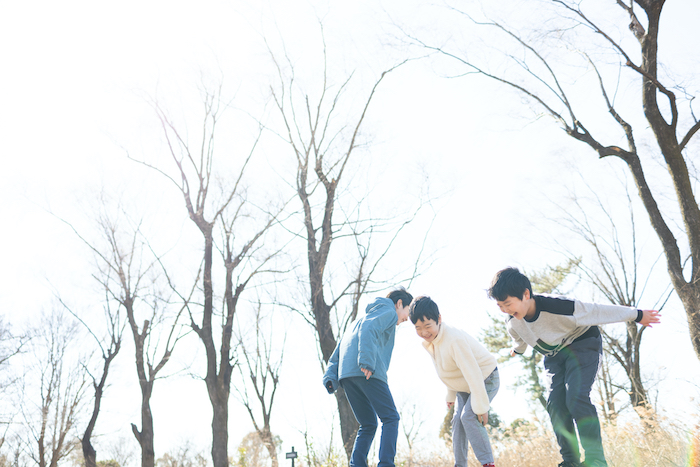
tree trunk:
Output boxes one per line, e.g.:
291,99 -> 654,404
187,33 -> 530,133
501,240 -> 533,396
675,286 -> 700,360
197,224 -> 234,467
38,415 -> 47,467
210,386 -> 229,467
141,404 -> 155,467
129,318 -> 156,467
82,342 -> 119,467
526,352 -> 546,409
81,440 -> 96,467
309,246 -> 360,457
131,384 -> 156,467
624,322 -> 648,408
335,388 -> 359,459
259,427 -> 279,467
82,391 -> 100,467
631,1 -> 700,360
313,275 -> 359,458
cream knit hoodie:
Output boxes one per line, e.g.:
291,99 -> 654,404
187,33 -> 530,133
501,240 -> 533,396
422,322 -> 497,415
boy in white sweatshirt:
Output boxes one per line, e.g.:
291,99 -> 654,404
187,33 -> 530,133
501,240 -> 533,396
409,296 -> 499,467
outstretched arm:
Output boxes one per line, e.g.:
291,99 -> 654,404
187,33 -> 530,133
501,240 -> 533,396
638,309 -> 661,327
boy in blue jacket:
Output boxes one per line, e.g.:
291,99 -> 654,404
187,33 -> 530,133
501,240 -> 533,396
323,287 -> 413,467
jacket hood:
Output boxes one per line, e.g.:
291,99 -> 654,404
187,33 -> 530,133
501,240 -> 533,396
366,297 -> 393,315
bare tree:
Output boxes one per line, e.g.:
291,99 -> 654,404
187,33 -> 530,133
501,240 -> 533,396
22,308 -> 87,467
56,292 -> 124,467
69,207 -> 188,467
553,182 -> 670,412
81,309 -> 122,467
103,436 -> 138,467
397,402 -> 426,467
235,431 -> 282,467
137,83 -> 286,467
234,303 -> 284,467
155,441 -> 208,467
266,28 -> 431,458
55,193 -> 186,467
0,316 -> 28,452
0,316 -> 27,380
406,0 -> 700,359
595,350 -> 620,423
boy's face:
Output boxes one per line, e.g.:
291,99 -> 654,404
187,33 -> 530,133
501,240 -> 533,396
496,290 -> 531,320
414,316 -> 441,342
395,300 -> 411,325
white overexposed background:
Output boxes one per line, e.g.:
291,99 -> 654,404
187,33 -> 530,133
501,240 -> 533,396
1,0 -> 699,462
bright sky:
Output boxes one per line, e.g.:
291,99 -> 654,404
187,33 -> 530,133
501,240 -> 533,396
2,0 -> 700,463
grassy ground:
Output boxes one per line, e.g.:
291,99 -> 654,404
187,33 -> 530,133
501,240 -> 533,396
241,410 -> 699,467
393,414 -> 700,467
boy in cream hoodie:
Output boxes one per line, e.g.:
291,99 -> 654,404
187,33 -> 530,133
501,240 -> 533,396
410,296 -> 499,467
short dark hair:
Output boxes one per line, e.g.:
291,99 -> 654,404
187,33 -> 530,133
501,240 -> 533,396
487,267 -> 532,301
386,286 -> 413,308
409,296 -> 440,324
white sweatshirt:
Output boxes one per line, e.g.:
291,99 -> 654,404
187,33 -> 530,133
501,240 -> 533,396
422,323 -> 497,415
507,294 -> 642,357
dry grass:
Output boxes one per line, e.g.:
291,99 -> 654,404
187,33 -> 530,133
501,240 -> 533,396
390,414 -> 699,467
287,410 -> 699,467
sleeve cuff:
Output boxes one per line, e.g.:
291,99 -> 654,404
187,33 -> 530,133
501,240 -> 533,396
635,309 -> 643,323
323,378 -> 338,394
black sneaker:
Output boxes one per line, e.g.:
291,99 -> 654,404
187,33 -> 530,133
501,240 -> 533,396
557,462 -> 581,467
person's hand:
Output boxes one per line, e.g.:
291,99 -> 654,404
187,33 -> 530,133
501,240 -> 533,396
639,309 -> 661,327
447,401 -> 454,410
477,412 -> 489,426
510,349 -> 516,357
361,368 -> 373,380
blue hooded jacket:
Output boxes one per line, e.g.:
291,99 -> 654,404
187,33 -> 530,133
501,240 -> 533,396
322,297 -> 398,393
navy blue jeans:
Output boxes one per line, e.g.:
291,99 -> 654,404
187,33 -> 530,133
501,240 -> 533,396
341,377 -> 400,467
544,335 -> 607,466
